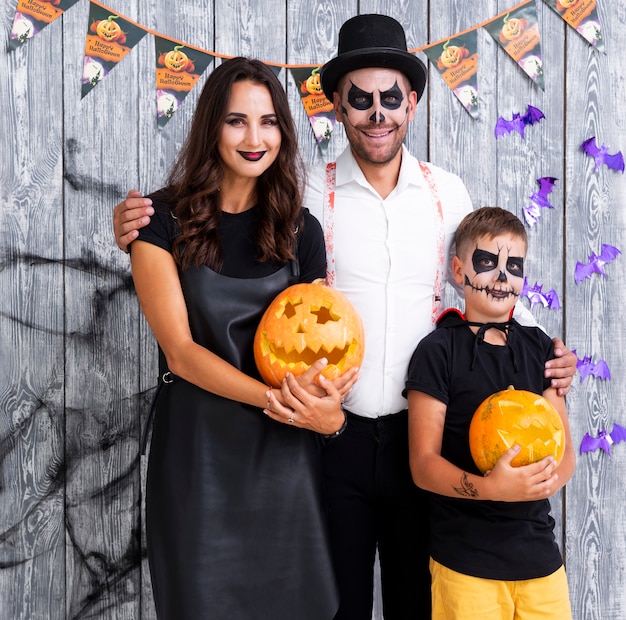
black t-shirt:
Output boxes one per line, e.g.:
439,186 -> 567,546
404,309 -> 563,580
134,193 -> 326,282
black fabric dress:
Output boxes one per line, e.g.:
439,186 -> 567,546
136,198 -> 338,619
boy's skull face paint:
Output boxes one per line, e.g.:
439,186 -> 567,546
471,248 -> 524,281
464,246 -> 524,300
343,80 -> 406,124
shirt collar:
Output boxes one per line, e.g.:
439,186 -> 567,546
335,144 -> 427,195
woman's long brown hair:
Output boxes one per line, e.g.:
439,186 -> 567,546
161,57 -> 306,271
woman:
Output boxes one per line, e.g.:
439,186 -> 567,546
130,57 -> 355,619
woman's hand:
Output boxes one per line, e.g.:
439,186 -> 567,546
264,360 -> 358,434
287,357 -> 359,398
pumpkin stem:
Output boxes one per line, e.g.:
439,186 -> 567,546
107,15 -> 119,22
507,384 -> 515,390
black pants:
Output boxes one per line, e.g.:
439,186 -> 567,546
321,410 -> 431,620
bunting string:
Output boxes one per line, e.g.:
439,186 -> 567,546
9,0 -> 606,142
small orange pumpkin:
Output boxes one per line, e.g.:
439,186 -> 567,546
95,16 -> 126,43
254,283 -> 365,388
500,16 -> 529,42
557,0 -> 580,10
469,385 -> 565,474
437,43 -> 469,70
301,68 -> 324,96
163,46 -> 193,72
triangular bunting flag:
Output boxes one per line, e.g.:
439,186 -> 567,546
81,1 -> 147,98
289,67 -> 336,154
9,0 -> 81,50
266,65 -> 283,79
155,36 -> 215,128
423,29 -> 480,118
542,0 -> 604,52
483,0 -> 545,90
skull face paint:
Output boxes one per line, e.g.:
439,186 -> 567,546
471,249 -> 524,281
344,81 -> 405,123
463,237 -> 525,302
334,68 -> 417,166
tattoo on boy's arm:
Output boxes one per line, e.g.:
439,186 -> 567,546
453,472 -> 479,497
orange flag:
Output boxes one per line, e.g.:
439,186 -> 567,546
483,0 -> 545,90
9,0 -> 80,50
542,0 -> 604,52
155,36 -> 215,127
423,28 -> 480,118
290,67 -> 336,153
81,1 -> 147,98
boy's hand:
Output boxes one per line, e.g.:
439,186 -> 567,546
484,445 -> 559,501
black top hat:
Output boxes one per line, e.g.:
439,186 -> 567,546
320,14 -> 427,102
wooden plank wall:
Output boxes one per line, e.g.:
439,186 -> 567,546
1,0 -> 625,618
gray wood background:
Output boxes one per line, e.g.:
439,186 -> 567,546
1,0 -> 625,618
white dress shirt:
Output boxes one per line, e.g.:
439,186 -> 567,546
304,145 -> 474,418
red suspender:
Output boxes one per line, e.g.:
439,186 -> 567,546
418,162 -> 446,324
323,162 -> 337,287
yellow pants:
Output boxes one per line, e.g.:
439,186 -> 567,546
430,558 -> 573,620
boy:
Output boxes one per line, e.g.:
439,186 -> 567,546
404,206 -> 575,619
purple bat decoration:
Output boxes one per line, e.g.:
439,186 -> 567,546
523,176 -> 558,227
580,423 -> 626,457
572,349 -> 611,382
580,137 -> 625,173
521,277 -> 560,309
574,244 -> 621,284
495,105 -> 545,139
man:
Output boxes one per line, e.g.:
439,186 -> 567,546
113,15 -> 576,620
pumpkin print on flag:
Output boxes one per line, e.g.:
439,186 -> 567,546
154,36 -> 215,127
254,283 -> 365,388
290,66 -> 336,152
469,386 -> 566,473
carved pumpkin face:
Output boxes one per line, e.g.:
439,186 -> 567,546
165,48 -> 190,72
557,0 -> 580,8
440,45 -> 464,68
469,386 -> 565,473
501,17 -> 528,41
301,68 -> 324,96
254,283 -> 365,388
96,18 -> 123,42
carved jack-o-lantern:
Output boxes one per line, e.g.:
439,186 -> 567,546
301,68 -> 324,96
500,16 -> 530,42
94,16 -> 125,43
469,386 -> 565,473
163,46 -> 193,72
254,283 -> 365,388
557,0 -> 580,10
437,44 -> 469,70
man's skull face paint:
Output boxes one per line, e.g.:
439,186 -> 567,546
342,80 -> 408,125
463,236 -> 525,302
345,81 -> 405,123
335,68 -> 416,166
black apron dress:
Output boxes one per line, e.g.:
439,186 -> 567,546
145,262 -> 338,620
